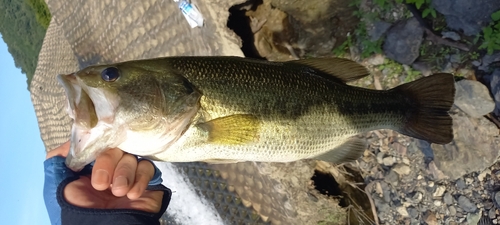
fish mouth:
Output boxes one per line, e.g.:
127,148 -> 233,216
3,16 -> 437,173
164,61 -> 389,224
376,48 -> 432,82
57,73 -> 120,171
57,74 -> 98,129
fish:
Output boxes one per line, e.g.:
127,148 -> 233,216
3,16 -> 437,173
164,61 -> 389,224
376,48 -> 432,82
57,56 -> 455,171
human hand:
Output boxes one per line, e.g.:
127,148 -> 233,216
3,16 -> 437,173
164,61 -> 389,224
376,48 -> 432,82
47,141 -> 163,213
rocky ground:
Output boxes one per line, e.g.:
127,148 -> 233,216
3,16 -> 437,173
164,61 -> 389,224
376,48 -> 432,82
230,0 -> 500,224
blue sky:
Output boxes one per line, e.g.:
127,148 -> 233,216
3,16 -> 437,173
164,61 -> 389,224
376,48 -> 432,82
0,37 -> 51,224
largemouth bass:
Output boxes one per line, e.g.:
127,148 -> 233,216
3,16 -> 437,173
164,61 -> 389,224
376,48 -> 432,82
57,56 -> 455,171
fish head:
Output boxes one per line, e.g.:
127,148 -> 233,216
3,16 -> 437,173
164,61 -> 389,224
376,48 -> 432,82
57,60 -> 201,171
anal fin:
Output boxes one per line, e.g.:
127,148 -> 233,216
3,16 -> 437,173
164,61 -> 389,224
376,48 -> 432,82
197,114 -> 260,145
312,138 -> 367,164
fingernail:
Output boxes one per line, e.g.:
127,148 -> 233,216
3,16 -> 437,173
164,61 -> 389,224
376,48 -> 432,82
114,176 -> 128,189
95,169 -> 109,184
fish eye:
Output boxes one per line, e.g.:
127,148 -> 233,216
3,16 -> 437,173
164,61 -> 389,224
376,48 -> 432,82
101,67 -> 120,82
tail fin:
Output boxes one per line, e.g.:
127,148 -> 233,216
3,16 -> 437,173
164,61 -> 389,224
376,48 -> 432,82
394,73 -> 455,144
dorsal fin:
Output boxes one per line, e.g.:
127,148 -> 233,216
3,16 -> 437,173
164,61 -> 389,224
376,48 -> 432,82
288,57 -> 370,83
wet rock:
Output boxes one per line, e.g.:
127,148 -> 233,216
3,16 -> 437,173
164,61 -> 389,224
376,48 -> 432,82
368,20 -> 392,41
432,107 -> 500,180
444,192 -> 454,205
432,0 -> 500,36
382,17 -> 424,65
458,196 -> 477,213
454,80 -> 495,118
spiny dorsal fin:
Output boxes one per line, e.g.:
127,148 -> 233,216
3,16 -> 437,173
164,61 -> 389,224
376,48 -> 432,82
289,57 -> 370,83
312,138 -> 367,164
197,114 -> 260,145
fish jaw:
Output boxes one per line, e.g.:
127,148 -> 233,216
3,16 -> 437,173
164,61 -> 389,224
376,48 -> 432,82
57,73 -> 122,171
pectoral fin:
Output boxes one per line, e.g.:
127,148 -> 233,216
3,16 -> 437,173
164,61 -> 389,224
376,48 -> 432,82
312,138 -> 367,164
197,114 -> 260,145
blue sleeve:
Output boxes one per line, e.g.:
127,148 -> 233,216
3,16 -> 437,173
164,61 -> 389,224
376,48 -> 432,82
139,158 -> 163,186
43,156 -> 77,225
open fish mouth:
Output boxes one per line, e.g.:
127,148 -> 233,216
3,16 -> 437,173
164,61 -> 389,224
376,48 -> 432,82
57,73 -> 120,171
57,74 -> 99,129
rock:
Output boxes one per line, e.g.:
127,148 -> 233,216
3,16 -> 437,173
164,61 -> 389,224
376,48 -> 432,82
412,61 -> 432,77
407,207 -> 419,219
415,139 -> 434,160
458,196 -> 477,213
433,186 -> 446,198
432,107 -> 500,180
414,192 -> 423,203
434,200 -> 442,207
397,206 -> 409,217
477,169 -> 491,181
268,0 -> 359,56
365,54 -> 386,65
382,17 -> 424,65
383,156 -> 395,166
385,170 -> 399,186
449,206 -> 457,216
488,69 -> 500,117
456,179 -> 466,190
489,208 -> 496,219
428,161 -> 448,180
368,20 -> 392,41
432,0 -> 500,36
454,80 -> 495,118
424,211 -> 438,225
374,196 -> 390,213
444,192 -> 454,205
393,164 -> 411,176
377,152 -> 384,164
493,192 -> 500,209
466,211 -> 481,225
441,31 -> 461,41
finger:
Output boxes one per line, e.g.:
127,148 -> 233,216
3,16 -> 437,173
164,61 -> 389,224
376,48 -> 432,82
46,140 -> 71,159
91,148 -> 123,191
127,159 -> 155,200
111,153 -> 138,197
